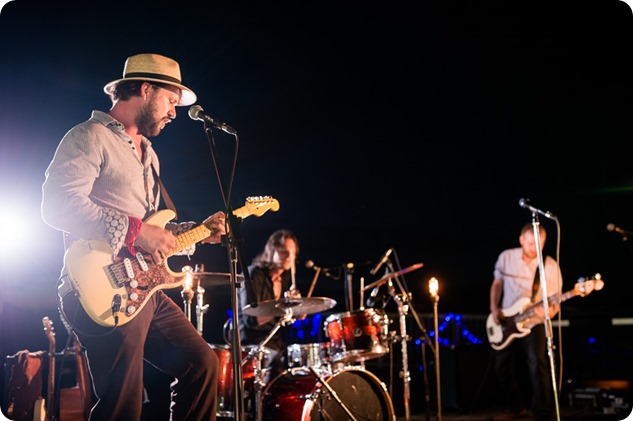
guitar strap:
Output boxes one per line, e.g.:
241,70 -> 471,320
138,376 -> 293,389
531,264 -> 541,303
151,163 -> 179,219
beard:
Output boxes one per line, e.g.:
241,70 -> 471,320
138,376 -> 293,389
136,99 -> 164,138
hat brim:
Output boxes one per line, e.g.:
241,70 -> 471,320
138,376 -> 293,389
104,77 -> 197,107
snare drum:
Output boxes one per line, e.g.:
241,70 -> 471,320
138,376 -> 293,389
261,367 -> 395,420
287,342 -> 330,371
209,344 -> 269,418
324,308 -> 390,363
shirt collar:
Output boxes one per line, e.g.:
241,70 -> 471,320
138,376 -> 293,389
90,110 -> 152,147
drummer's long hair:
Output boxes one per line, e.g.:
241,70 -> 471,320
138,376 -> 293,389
252,229 -> 300,270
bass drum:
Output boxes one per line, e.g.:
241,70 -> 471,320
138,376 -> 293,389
261,367 -> 395,421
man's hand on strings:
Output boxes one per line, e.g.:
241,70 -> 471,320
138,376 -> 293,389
201,211 -> 227,244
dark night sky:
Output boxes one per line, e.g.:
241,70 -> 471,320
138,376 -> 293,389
1,0 -> 632,361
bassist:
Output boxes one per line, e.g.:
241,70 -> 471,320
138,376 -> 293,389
488,223 -> 562,421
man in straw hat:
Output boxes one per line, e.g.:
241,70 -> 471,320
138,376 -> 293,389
42,53 -> 224,420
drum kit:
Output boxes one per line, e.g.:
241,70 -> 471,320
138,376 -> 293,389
182,262 -> 428,421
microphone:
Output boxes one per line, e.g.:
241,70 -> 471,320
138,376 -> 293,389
369,248 -> 393,276
305,260 -> 320,270
366,286 -> 380,307
188,105 -> 237,135
607,223 -> 633,236
518,198 -> 557,220
305,260 -> 339,279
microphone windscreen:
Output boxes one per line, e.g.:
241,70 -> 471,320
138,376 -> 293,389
188,104 -> 203,120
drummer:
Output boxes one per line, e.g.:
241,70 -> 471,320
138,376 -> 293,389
238,229 -> 303,381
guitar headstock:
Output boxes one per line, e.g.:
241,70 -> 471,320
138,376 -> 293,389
574,273 -> 604,297
42,316 -> 56,349
234,196 -> 280,219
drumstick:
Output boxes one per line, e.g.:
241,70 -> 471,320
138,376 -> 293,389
290,250 -> 297,291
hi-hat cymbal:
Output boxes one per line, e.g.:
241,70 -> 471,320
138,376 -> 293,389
190,272 -> 244,287
362,262 -> 424,291
242,296 -> 336,317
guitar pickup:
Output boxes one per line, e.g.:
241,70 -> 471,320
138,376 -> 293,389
123,258 -> 135,279
136,252 -> 149,271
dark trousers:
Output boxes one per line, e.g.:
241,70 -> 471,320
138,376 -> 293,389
59,283 -> 218,421
494,324 -> 554,421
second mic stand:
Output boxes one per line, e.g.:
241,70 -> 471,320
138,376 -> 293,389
531,215 -> 561,421
386,263 -> 436,421
387,278 -> 413,421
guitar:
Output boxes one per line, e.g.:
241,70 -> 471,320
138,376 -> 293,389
64,196 -> 280,327
42,317 -> 55,421
486,274 -> 604,350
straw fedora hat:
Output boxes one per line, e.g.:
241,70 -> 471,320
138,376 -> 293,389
104,53 -> 196,106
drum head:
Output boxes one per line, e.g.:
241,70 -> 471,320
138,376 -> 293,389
262,368 -> 395,421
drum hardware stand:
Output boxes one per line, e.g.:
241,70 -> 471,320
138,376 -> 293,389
181,266 -> 194,321
245,309 -> 296,421
192,264 -> 209,335
308,366 -> 359,421
196,284 -> 209,336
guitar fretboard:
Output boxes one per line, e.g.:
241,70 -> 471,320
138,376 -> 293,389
514,290 -> 577,323
173,225 -> 212,256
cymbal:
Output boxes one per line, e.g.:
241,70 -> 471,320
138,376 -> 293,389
362,262 -> 424,291
190,272 -> 244,287
242,296 -> 337,317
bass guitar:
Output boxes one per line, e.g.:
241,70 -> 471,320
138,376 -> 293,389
64,196 -> 279,327
486,274 -> 604,350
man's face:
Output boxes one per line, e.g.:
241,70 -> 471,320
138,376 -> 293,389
520,230 -> 546,260
136,84 -> 180,137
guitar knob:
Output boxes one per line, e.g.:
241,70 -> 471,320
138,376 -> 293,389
126,305 -> 137,314
129,292 -> 139,301
130,280 -> 138,288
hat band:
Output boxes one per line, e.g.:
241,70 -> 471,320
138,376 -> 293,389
124,72 -> 182,85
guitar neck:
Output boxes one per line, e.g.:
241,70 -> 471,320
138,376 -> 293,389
173,225 -> 211,256
514,290 -> 576,322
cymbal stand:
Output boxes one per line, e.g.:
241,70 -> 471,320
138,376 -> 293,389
244,310 -> 295,421
181,266 -> 194,322
308,366 -> 359,421
195,284 -> 209,336
193,265 -> 209,335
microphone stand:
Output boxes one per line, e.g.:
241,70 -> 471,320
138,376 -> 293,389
344,263 -> 354,311
386,262 -> 435,421
530,215 -> 561,421
202,124 -> 250,421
